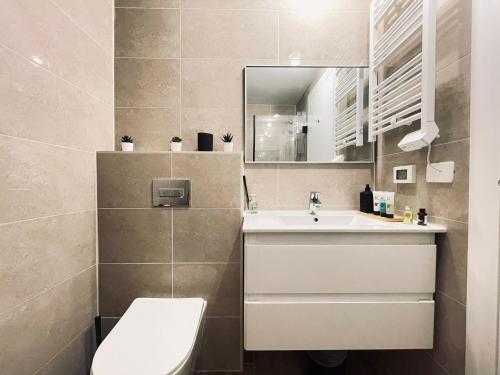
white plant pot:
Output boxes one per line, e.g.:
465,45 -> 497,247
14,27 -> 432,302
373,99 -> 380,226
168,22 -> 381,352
223,142 -> 234,152
170,142 -> 182,152
121,142 -> 134,152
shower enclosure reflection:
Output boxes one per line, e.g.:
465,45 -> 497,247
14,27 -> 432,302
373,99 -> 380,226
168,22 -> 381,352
245,66 -> 374,164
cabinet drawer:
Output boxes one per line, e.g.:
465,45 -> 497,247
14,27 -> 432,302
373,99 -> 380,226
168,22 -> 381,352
245,244 -> 436,294
244,300 -> 434,350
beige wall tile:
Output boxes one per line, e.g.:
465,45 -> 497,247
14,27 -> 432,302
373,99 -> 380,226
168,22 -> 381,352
172,152 -> 242,208
0,268 -> 96,375
243,164 -> 279,209
173,209 -> 241,262
98,209 -> 172,263
279,11 -> 369,64
429,292 -> 466,375
115,8 -> 180,58
0,46 -> 113,152
435,219 -> 468,304
181,10 -> 278,59
51,0 -> 114,54
115,108 -> 180,151
182,59 -> 273,109
116,0 -> 180,8
181,0 -> 278,9
196,317 -> 242,371
279,0 -> 369,11
435,55 -> 470,145
37,327 -> 95,375
181,108 -> 243,152
173,263 -> 241,316
0,212 -> 96,314
0,0 -> 113,104
277,164 -> 373,209
436,0 -> 471,71
99,264 -> 173,316
427,140 -> 469,223
97,152 -> 171,208
115,58 -> 180,107
376,140 -> 469,223
0,137 -> 96,223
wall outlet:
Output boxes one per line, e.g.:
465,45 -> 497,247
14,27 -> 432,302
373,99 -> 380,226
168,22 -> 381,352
426,161 -> 455,183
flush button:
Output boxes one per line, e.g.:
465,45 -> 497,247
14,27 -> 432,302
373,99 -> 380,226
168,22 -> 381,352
152,179 -> 190,207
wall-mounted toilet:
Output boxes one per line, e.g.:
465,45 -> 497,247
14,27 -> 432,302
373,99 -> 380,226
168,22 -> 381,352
91,298 -> 207,375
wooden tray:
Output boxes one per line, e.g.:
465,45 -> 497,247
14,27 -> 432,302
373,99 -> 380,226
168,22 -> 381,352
358,211 -> 404,222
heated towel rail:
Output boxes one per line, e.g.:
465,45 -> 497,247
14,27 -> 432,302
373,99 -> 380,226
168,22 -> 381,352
334,67 -> 364,152
368,0 -> 437,144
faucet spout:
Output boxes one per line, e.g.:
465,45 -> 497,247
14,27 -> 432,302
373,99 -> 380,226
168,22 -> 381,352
308,191 -> 321,215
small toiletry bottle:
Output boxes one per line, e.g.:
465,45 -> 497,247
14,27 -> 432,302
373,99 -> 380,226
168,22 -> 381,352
360,184 -> 374,213
417,208 -> 428,226
379,193 -> 387,217
385,192 -> 395,218
373,191 -> 381,216
248,194 -> 258,213
403,206 -> 413,224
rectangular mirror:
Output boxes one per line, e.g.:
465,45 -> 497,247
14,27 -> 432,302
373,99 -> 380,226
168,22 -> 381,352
244,66 -> 374,164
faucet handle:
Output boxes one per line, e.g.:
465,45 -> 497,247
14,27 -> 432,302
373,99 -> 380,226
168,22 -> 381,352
310,191 -> 321,203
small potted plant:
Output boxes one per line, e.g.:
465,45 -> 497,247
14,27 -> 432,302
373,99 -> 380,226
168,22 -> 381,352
121,135 -> 134,152
170,136 -> 182,152
221,132 -> 234,152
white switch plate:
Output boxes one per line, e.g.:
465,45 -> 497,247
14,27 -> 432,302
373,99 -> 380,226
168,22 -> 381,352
426,161 -> 455,183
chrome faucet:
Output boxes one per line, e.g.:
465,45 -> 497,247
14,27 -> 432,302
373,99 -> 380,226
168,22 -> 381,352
308,191 -> 321,215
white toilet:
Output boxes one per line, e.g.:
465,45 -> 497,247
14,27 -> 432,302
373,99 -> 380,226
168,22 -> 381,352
91,298 -> 207,375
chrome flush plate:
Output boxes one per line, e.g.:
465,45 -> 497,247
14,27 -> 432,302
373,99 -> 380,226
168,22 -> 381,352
152,178 -> 191,207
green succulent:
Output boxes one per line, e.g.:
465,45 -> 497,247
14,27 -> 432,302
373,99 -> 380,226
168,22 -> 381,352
221,132 -> 233,143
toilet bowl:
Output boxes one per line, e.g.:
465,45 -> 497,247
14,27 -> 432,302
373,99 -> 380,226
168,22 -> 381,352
91,298 -> 207,375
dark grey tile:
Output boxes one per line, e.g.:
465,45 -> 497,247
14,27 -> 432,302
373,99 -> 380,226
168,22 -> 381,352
379,350 -> 447,375
196,317 -> 242,372
435,218 -> 468,304
99,264 -> 172,316
96,152 -> 171,208
173,209 -> 242,262
428,292 -> 466,375
173,263 -> 241,316
100,318 -> 120,341
98,209 -> 172,263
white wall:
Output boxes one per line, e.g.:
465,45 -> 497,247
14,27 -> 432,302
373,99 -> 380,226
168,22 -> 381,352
466,1 -> 500,374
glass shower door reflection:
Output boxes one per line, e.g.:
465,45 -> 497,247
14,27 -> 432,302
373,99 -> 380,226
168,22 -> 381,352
252,115 -> 299,162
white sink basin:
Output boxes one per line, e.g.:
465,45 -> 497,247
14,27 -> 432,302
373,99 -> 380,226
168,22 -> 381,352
242,210 -> 447,233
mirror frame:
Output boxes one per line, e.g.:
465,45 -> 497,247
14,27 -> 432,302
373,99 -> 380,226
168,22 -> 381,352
244,65 -> 375,164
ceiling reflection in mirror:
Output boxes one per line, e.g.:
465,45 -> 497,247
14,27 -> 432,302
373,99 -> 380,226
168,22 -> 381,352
244,66 -> 374,164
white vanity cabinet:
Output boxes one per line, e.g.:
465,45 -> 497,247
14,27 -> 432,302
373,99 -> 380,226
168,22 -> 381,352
243,211 -> 446,351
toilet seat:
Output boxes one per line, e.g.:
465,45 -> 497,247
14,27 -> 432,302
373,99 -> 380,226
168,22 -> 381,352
91,298 -> 206,375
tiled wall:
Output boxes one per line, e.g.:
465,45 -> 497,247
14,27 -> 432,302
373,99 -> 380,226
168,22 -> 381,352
114,0 -> 374,209
0,0 -> 114,374
373,0 -> 471,374
96,151 -> 243,372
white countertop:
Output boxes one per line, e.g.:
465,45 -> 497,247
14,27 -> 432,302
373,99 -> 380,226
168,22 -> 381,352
242,210 -> 447,233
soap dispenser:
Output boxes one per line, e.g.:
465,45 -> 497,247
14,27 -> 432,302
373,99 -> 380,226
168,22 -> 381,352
359,184 -> 374,213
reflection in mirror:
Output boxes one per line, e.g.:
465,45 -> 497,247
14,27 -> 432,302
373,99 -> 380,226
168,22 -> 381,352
245,66 -> 374,164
